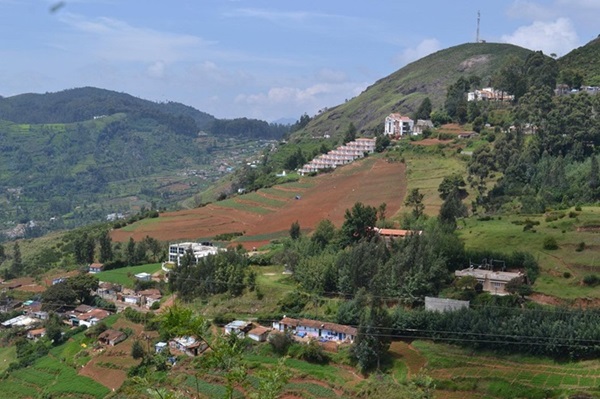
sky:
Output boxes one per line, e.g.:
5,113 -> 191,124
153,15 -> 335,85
0,0 -> 598,122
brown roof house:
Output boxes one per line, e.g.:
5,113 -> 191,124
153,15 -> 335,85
98,329 -> 127,346
247,326 -> 271,342
88,263 -> 105,273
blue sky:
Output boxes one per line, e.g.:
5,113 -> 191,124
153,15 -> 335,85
0,0 -> 598,121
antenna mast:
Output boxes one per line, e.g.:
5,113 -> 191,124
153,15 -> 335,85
476,10 -> 480,43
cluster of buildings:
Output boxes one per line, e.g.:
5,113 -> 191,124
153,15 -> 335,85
555,85 -> 600,96
383,114 -> 433,137
298,138 -> 375,176
467,87 -> 514,102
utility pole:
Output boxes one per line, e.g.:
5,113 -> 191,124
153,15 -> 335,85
476,10 -> 481,43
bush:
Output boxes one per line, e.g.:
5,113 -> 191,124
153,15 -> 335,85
150,301 -> 160,310
583,274 -> 600,287
563,272 -> 572,279
543,236 -> 558,250
268,331 -> 294,355
576,242 -> 585,252
298,339 -> 329,364
575,205 -> 582,211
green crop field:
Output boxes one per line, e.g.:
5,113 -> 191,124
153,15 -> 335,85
0,345 -> 16,373
240,192 -> 287,208
405,340 -> 600,398
95,263 -> 162,287
216,198 -> 274,215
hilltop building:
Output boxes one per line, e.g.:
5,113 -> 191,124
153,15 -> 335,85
168,242 -> 221,266
467,87 -> 513,102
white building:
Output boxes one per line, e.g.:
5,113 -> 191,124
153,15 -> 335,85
384,113 -> 414,136
168,242 -> 221,266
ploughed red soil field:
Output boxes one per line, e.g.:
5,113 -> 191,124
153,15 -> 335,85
111,157 -> 407,248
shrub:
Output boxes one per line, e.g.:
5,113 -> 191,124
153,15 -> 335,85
563,272 -> 572,279
583,274 -> 600,287
298,339 -> 329,364
576,242 -> 585,252
150,301 -> 160,310
575,205 -> 582,211
268,331 -> 294,355
543,236 -> 558,250
569,211 -> 578,218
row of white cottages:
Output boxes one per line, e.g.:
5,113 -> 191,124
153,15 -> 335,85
298,138 -> 376,175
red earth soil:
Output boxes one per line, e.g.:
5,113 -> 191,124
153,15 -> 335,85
112,157 -> 407,249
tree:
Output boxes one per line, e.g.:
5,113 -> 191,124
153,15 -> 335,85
352,302 -> 392,373
131,340 -> 145,359
67,273 -> 100,304
405,189 -> 425,219
289,221 -> 301,240
438,174 -> 467,200
45,312 -> 64,345
41,282 -> 77,311
311,219 -> 336,249
340,202 -> 378,246
375,134 -> 391,153
343,122 -> 357,144
415,97 -> 432,120
126,237 -> 136,265
505,276 -> 533,299
84,235 -> 95,264
438,188 -> 467,230
98,230 -> 113,263
9,241 -> 22,278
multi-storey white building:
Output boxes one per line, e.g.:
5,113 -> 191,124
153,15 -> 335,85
298,138 -> 375,175
384,113 -> 414,136
168,242 -> 220,266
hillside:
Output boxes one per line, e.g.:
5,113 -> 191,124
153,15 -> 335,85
0,88 -> 289,237
558,36 -> 600,85
299,42 -> 533,139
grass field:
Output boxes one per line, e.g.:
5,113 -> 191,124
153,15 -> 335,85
0,345 -> 16,373
458,208 -> 600,299
95,263 -> 162,287
216,198 -> 275,215
400,144 -> 468,218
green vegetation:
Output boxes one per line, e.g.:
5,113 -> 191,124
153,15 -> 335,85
96,263 -> 162,287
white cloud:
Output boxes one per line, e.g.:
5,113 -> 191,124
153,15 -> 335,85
147,61 -> 166,78
506,0 -> 557,20
394,38 -> 441,67
556,0 -> 600,10
59,13 -> 214,63
501,17 -> 579,56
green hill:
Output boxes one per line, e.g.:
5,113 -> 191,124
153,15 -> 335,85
0,88 -> 290,237
558,36 -> 600,86
299,42 -> 533,139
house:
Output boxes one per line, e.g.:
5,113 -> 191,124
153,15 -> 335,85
26,328 -> 46,340
455,267 -> 523,295
1,315 -> 39,328
169,336 -> 208,357
88,263 -> 105,273
425,297 -> 469,313
298,138 -> 375,175
273,317 -> 357,343
168,242 -> 221,266
98,329 -> 127,346
467,87 -> 513,102
247,326 -> 271,342
384,113 -> 414,137
97,282 -> 121,300
51,277 -> 66,285
118,289 -> 141,306
139,289 -> 162,308
67,307 -> 111,327
0,299 -> 22,313
457,132 -> 479,139
224,320 -> 253,337
155,341 -> 168,353
134,272 -> 152,282
374,228 -> 422,241
413,119 -> 434,135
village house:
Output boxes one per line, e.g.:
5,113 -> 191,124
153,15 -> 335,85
384,113 -> 414,137
134,272 -> 152,282
67,307 -> 111,327
168,242 -> 221,266
224,320 -> 253,337
96,282 -> 121,300
1,315 -> 39,329
454,267 -> 523,295
98,329 -> 127,346
0,298 -> 22,313
413,119 -> 434,135
467,87 -> 514,102
169,336 -> 208,357
117,289 -> 141,306
272,317 -> 357,343
88,263 -> 105,273
138,288 -> 162,309
26,328 -> 46,340
374,228 -> 422,241
247,326 -> 271,342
